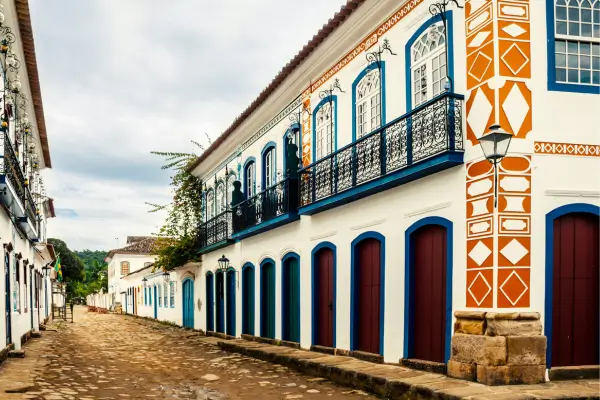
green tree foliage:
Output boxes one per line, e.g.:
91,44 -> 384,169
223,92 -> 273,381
48,238 -> 86,295
148,140 -> 207,271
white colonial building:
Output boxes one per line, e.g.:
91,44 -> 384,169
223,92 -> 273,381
105,236 -> 156,310
131,0 -> 597,380
0,0 -> 57,353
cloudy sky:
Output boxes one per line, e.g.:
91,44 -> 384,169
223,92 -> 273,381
29,0 -> 347,251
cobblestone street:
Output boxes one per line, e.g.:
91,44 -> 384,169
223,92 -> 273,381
0,307 -> 375,399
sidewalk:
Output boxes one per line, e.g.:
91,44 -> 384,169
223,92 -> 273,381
217,339 -> 600,400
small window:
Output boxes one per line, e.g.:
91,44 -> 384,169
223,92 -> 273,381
411,23 -> 447,107
169,282 -> 175,307
315,100 -> 335,159
158,285 -> 162,307
205,189 -> 215,220
263,147 -> 276,188
355,68 -> 381,138
163,283 -> 168,307
244,161 -> 256,198
120,261 -> 130,275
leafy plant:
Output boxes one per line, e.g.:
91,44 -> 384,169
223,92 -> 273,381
148,139 -> 208,271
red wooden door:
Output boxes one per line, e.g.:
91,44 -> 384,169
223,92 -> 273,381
412,225 -> 447,363
552,212 -> 599,367
315,248 -> 334,347
356,238 -> 381,355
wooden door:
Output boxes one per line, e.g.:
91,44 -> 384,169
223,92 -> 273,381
552,212 -> 599,367
226,270 -> 236,336
182,280 -> 194,329
153,286 -> 158,319
355,238 -> 381,355
412,225 -> 447,363
216,272 -> 225,333
5,252 -> 11,346
261,262 -> 275,339
282,257 -> 300,342
206,274 -> 214,331
242,267 -> 255,335
314,248 -> 334,347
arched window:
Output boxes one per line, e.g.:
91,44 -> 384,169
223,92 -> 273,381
411,23 -> 446,106
355,67 -> 381,139
261,143 -> 276,188
216,181 -> 226,213
226,172 -> 236,208
314,98 -> 336,159
120,261 -> 130,275
244,159 -> 256,198
553,0 -> 600,86
205,188 -> 215,220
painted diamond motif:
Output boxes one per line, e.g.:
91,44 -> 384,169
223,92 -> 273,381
500,238 -> 528,265
469,241 -> 492,266
502,23 -> 526,37
467,88 -> 493,138
468,271 -> 492,306
501,43 -> 529,75
469,51 -> 493,82
500,270 -> 528,306
502,84 -> 529,135
469,31 -> 491,48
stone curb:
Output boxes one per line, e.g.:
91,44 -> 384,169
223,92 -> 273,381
216,339 -> 600,400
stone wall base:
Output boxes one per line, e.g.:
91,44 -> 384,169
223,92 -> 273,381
448,311 -> 546,386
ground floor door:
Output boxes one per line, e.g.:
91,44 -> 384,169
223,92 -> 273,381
153,286 -> 158,319
410,225 -> 447,363
5,252 -> 11,345
182,279 -> 194,329
226,270 -> 236,336
282,256 -> 300,343
216,272 -> 225,333
551,212 -> 599,367
314,247 -> 334,347
242,266 -> 255,335
206,274 -> 214,331
354,238 -> 381,355
260,261 -> 275,339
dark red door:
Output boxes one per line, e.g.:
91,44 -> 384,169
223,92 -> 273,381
552,212 -> 599,367
315,248 -> 334,347
356,238 -> 381,355
412,225 -> 447,363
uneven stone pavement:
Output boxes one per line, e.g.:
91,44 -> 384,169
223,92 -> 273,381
0,306 -> 376,399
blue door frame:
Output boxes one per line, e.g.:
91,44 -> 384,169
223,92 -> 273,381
29,269 -> 33,329
242,263 -> 255,335
182,278 -> 194,329
216,271 -> 225,333
5,252 -> 11,346
226,268 -> 236,336
153,286 -> 158,319
206,272 -> 215,331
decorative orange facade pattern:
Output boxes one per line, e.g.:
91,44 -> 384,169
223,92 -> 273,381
534,141 -> 600,157
301,97 -> 312,167
465,0 -> 533,145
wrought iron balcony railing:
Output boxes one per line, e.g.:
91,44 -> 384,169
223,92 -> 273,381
2,133 -> 37,223
198,210 -> 233,249
232,177 -> 298,234
299,93 -> 463,206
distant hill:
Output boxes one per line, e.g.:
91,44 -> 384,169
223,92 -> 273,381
75,249 -> 108,268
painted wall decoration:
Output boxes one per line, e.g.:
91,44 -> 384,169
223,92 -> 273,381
301,97 -> 312,167
534,141 -> 600,157
465,0 -> 533,145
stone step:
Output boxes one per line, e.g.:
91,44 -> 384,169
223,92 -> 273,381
8,350 -> 25,358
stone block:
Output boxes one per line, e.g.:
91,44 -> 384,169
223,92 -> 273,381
8,350 -> 25,358
481,336 -> 506,366
450,333 -> 485,364
454,318 -> 486,335
399,358 -> 447,374
476,364 -> 545,386
548,365 -> 600,381
506,336 -> 546,365
454,310 -> 486,319
485,317 -> 542,337
447,360 -> 477,381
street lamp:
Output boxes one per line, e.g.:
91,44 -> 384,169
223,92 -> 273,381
142,277 -> 148,288
162,270 -> 170,283
217,254 -> 229,273
42,263 -> 50,278
477,124 -> 513,208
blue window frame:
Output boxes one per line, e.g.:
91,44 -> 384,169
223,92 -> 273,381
283,123 -> 301,175
405,12 -> 455,111
352,64 -> 386,141
547,0 -> 600,93
163,283 -> 167,307
243,157 -> 256,199
312,96 -> 337,160
170,281 -> 175,307
261,142 -> 277,188
144,288 -> 147,305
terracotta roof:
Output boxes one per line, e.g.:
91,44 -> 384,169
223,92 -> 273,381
126,236 -> 153,244
186,0 -> 367,174
15,0 -> 51,168
106,237 -> 156,260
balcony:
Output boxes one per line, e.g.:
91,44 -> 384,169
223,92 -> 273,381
0,133 -> 38,239
198,210 -> 234,254
299,93 -> 464,215
231,177 -> 299,240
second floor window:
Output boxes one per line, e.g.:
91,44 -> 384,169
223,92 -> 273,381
315,100 -> 335,160
216,181 -> 226,213
262,146 -> 276,188
120,261 -> 130,275
244,160 -> 256,198
554,0 -> 600,85
206,189 -> 215,220
411,23 -> 447,107
355,67 -> 381,139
